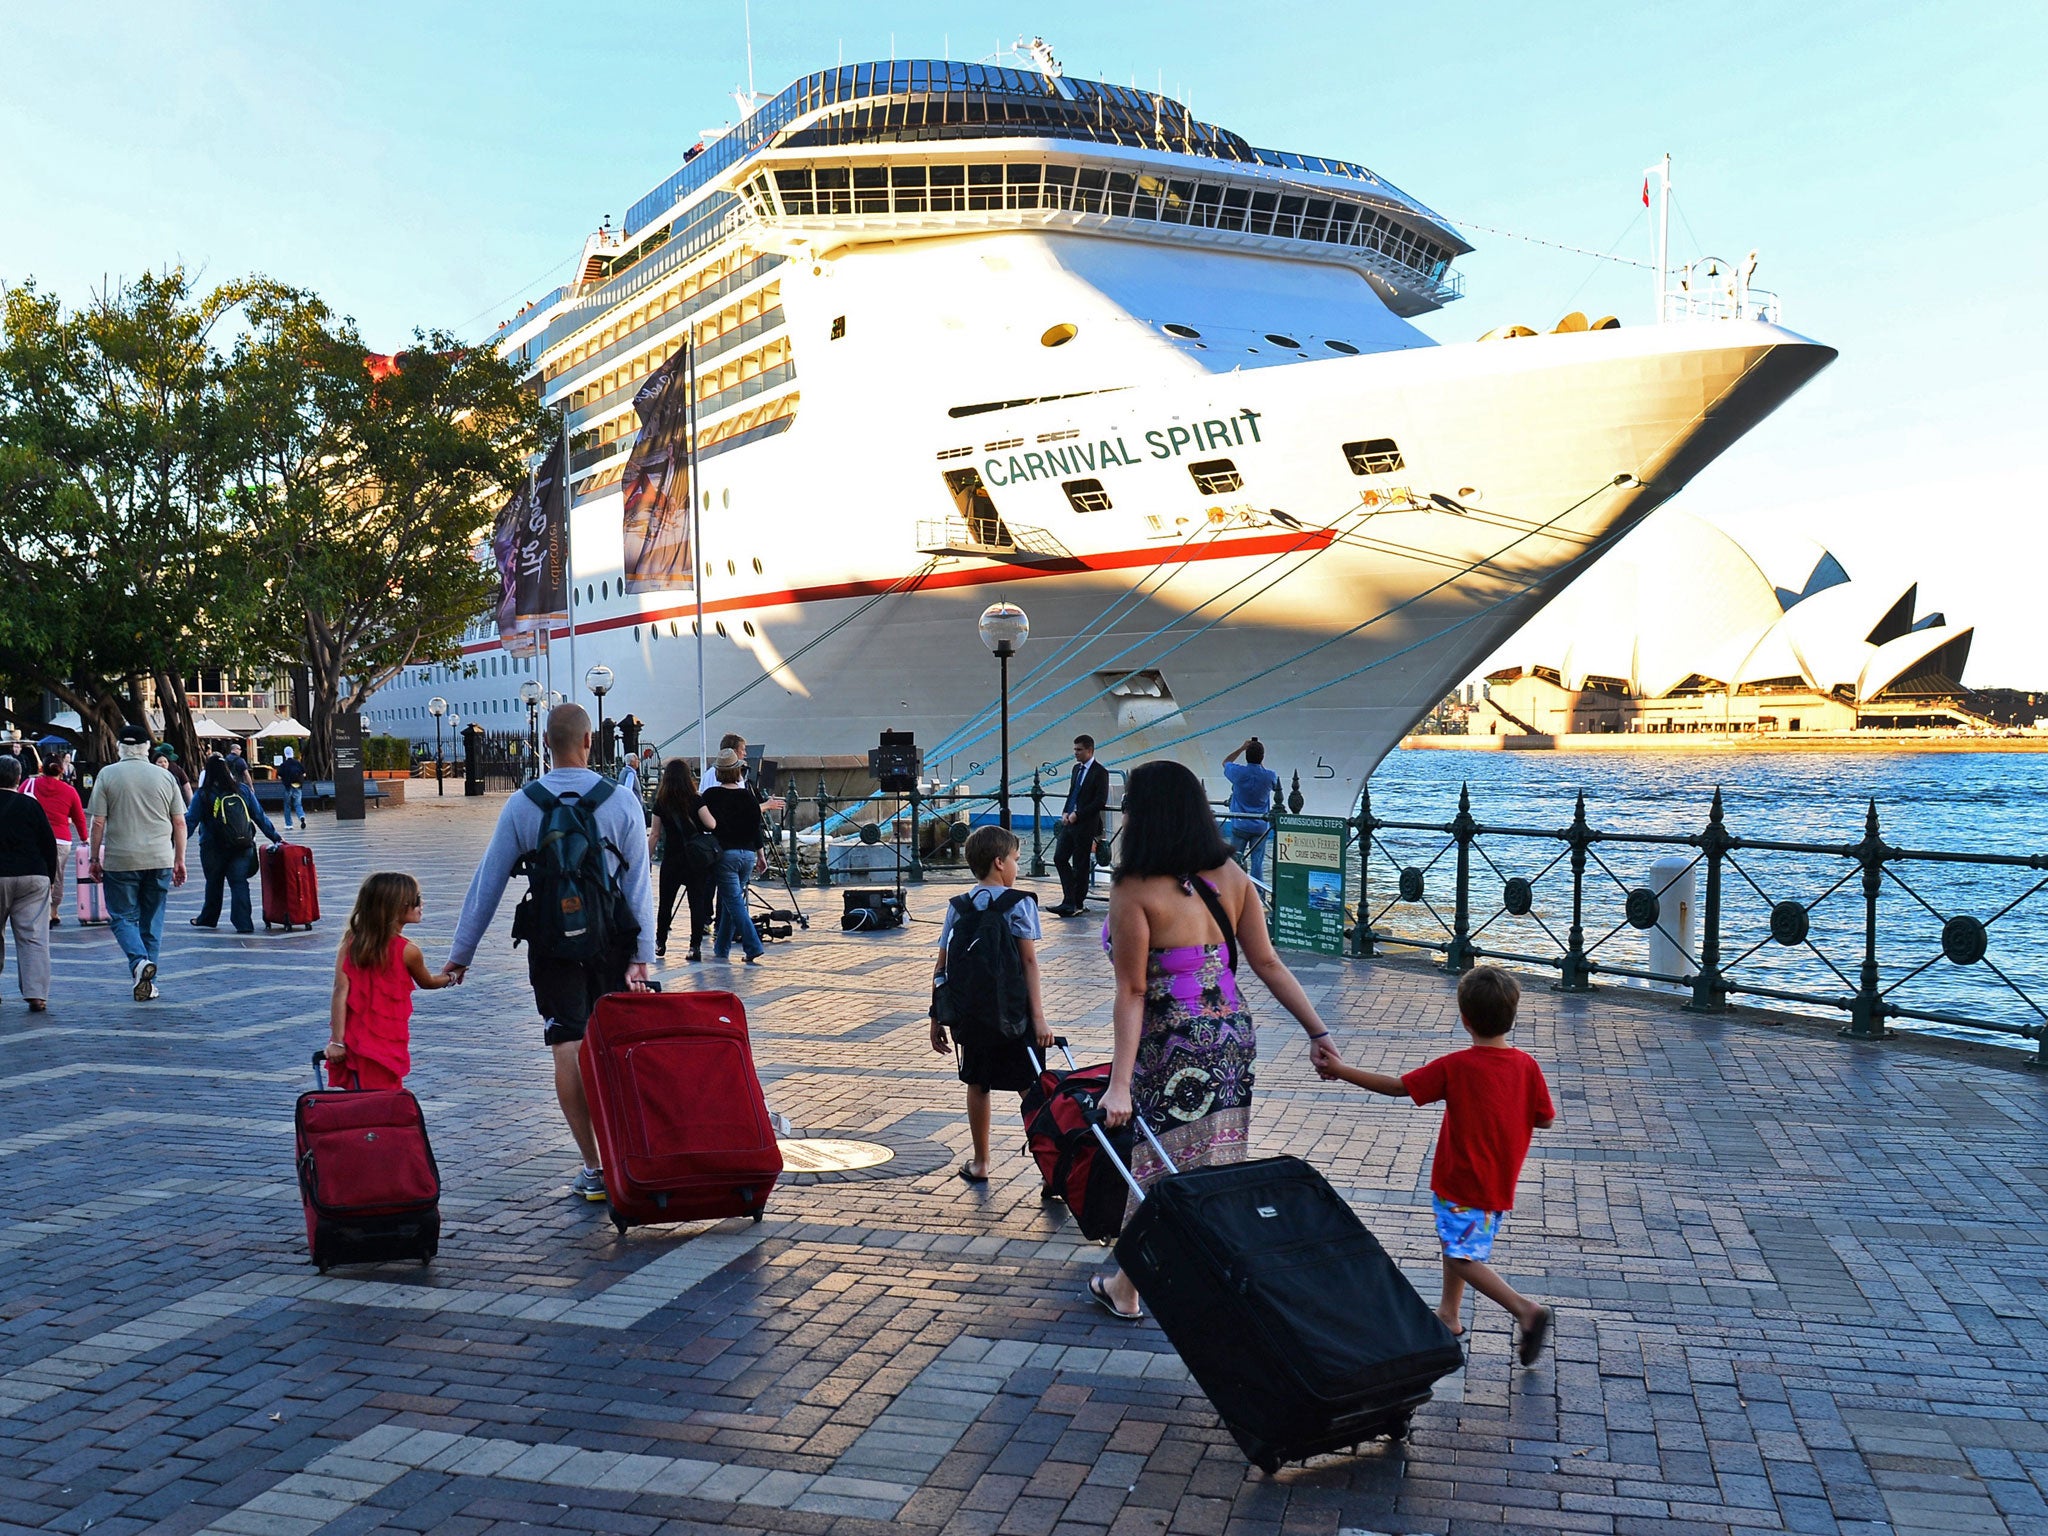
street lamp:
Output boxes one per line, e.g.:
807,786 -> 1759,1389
978,602 -> 1030,829
427,696 -> 448,796
519,679 -> 544,782
584,664 -> 615,768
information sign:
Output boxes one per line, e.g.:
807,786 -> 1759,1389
1271,814 -> 1348,955
332,714 -> 365,822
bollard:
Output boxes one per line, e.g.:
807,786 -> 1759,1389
1687,789 -> 1729,1012
1559,792 -> 1593,991
1445,784 -> 1475,973
1350,785 -> 1377,957
1646,854 -> 1697,991
1845,799 -> 1889,1038
1030,770 -> 1047,876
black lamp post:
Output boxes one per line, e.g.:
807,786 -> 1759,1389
518,679 -> 543,783
427,696 -> 448,796
978,602 -> 1030,830
584,664 -> 615,769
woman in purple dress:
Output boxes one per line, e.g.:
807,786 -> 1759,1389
1089,760 -> 1340,1322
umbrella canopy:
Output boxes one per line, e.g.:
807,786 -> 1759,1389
36,735 -> 71,754
191,715 -> 237,739
46,711 -> 82,732
255,717 -> 312,738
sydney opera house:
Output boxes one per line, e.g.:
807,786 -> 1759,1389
1476,511 -> 1977,736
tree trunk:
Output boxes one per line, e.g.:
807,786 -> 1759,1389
153,669 -> 201,771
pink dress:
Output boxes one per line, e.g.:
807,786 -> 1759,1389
341,934 -> 416,1090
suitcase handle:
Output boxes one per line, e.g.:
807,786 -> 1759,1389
1023,1038 -> 1077,1076
310,1049 -> 361,1091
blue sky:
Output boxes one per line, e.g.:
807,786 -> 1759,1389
5,1 -> 2042,681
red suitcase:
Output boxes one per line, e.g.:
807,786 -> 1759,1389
1023,1041 -> 1138,1242
579,989 -> 782,1233
295,1053 -> 440,1271
262,842 -> 320,930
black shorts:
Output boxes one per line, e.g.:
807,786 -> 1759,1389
953,1024 -> 1037,1094
531,946 -> 631,1046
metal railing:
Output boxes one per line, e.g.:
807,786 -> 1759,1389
1351,784 -> 2047,1063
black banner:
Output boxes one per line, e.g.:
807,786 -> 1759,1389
620,350 -> 695,593
514,434 -> 569,622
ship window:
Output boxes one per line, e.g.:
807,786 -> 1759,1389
1041,323 -> 1078,348
716,621 -> 727,637
743,620 -> 756,637
1163,323 -> 1202,339
929,161 -> 964,211
1265,333 -> 1302,350
1343,438 -> 1405,476
943,467 -> 1012,547
1063,479 -> 1112,513
853,164 -> 888,213
1325,339 -> 1361,355
753,557 -> 763,573
967,162 -> 1003,209
830,315 -> 846,340
891,163 -> 926,212
1189,459 -> 1242,495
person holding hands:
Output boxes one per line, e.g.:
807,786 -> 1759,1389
1316,964 -> 1555,1363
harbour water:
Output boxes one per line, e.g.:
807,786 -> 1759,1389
1362,747 -> 2048,1051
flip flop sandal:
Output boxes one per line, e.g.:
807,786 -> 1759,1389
1087,1275 -> 1143,1322
1518,1306 -> 1553,1366
957,1163 -> 989,1185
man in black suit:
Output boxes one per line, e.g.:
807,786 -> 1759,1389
1050,735 -> 1108,916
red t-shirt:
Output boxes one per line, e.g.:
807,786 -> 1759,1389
26,774 -> 88,843
1402,1045 -> 1554,1212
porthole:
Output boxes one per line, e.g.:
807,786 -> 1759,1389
715,621 -> 728,637
1188,458 -> 1243,495
702,491 -> 711,511
586,584 -> 595,603
1265,333 -> 1302,349
632,625 -> 640,641
722,489 -> 731,508
743,620 -> 757,637
669,621 -> 679,637
1162,323 -> 1202,339
726,559 -> 737,575
1325,339 -> 1361,355
601,580 -> 609,599
1040,322 -> 1078,347
752,557 -> 763,573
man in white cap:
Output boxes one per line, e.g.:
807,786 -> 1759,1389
87,724 -> 187,1000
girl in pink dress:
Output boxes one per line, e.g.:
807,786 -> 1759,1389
326,872 -> 456,1090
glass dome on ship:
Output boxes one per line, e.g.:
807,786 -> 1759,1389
372,51 -> 1835,814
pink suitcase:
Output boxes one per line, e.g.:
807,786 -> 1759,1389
73,842 -> 108,926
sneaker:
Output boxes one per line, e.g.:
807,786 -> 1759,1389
132,961 -> 157,1002
571,1167 -> 607,1201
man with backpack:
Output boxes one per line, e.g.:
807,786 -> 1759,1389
447,704 -> 655,1201
927,825 -> 1053,1184
185,754 -> 283,933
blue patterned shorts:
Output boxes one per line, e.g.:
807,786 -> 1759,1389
1433,1195 -> 1506,1261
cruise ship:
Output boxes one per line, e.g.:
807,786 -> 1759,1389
370,50 -> 1834,812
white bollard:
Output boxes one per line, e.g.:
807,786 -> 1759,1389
1645,855 -> 1697,988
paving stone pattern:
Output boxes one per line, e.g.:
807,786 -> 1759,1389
1,794 -> 2045,1535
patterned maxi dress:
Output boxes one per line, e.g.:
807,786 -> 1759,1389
1105,900 -> 1258,1218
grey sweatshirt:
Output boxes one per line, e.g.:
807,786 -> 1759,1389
449,769 -> 656,967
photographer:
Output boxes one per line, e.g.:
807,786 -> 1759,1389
1221,738 -> 1282,884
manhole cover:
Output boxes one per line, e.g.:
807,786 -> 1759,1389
777,1138 -> 895,1174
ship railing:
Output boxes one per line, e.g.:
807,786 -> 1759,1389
1665,285 -> 1782,324
916,517 -> 1073,564
1350,783 -> 2047,1063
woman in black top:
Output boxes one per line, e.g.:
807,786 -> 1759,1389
699,754 -> 767,963
648,758 -> 716,962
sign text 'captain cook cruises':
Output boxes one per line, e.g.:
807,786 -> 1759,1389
981,408 -> 1265,487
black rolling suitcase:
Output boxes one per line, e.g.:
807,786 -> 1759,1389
1094,1113 -> 1464,1472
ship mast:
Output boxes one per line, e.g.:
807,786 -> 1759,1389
1646,152 -> 1671,322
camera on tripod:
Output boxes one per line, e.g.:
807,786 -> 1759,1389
869,729 -> 921,793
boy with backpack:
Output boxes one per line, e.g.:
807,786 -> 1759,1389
929,825 -> 1054,1183
447,705 -> 655,1201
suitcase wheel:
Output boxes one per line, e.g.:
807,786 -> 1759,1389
1253,1451 -> 1279,1476
752,1211 -> 763,1223
611,1216 -> 628,1235
1039,1183 -> 1060,1203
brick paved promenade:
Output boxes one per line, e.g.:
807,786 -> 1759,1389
3,795 -> 2045,1536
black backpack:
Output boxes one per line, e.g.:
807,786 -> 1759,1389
212,790 -> 255,851
512,781 -> 631,962
935,889 -> 1032,1039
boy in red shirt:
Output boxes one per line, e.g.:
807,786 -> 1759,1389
1317,965 -> 1556,1363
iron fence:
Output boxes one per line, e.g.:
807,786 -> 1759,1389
1351,784 -> 2047,1063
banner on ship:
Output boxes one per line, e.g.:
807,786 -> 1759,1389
513,434 -> 570,627
620,349 -> 695,593
490,485 -> 534,654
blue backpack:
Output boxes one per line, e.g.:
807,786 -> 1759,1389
513,782 -> 631,962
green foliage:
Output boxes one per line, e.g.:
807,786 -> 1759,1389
363,735 -> 412,772
0,270 -> 547,774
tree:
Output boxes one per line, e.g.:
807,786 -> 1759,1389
229,291 -> 546,776
0,271 -> 270,764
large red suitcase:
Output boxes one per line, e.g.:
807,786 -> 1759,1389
261,842 -> 320,930
579,990 -> 781,1233
295,1053 -> 440,1271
